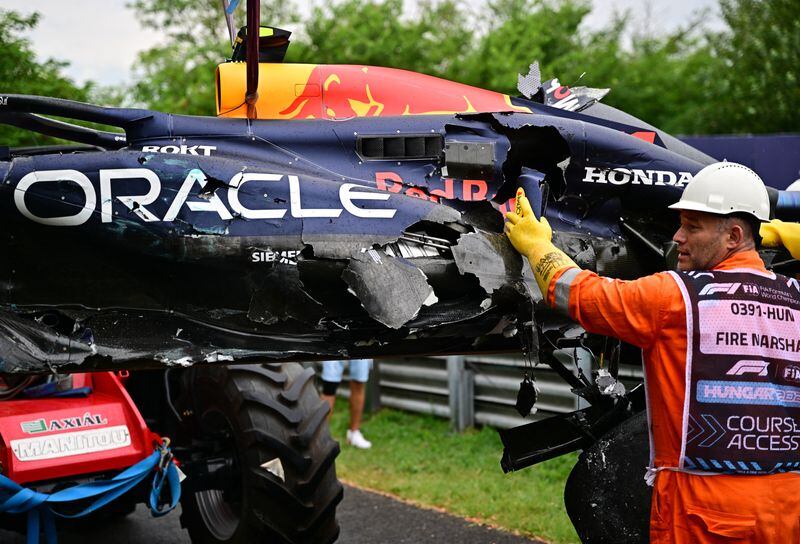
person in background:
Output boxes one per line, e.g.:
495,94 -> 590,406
320,359 -> 373,449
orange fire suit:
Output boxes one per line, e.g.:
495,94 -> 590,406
550,250 -> 800,543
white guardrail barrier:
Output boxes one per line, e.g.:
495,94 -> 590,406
313,354 -> 644,431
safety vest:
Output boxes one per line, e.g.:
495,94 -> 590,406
669,269 -> 800,474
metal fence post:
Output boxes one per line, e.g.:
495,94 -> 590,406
447,355 -> 474,431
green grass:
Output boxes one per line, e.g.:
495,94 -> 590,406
329,399 -> 580,544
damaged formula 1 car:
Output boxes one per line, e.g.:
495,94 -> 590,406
2,1 -> 800,542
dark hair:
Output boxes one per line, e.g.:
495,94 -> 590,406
730,212 -> 762,248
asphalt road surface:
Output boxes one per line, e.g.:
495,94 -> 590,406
0,484 -> 545,543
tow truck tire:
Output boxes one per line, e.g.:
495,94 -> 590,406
179,363 -> 343,544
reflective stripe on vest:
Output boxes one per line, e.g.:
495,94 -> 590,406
669,269 -> 800,475
553,267 -> 581,313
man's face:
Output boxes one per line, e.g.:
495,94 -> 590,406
672,211 -> 730,271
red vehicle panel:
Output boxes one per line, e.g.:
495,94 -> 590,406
0,373 -> 157,484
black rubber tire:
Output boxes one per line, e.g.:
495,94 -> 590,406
564,411 -> 652,544
179,363 -> 342,544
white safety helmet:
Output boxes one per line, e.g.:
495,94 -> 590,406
668,161 -> 770,221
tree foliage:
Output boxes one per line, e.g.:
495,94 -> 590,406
451,0 -> 595,94
579,17 -> 720,135
0,10 -> 91,146
694,0 -> 800,133
2,0 -> 797,144
269,0 -> 729,135
125,0 -> 232,114
126,0 -> 299,115
287,0 -> 473,82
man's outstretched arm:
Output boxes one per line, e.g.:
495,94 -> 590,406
505,188 -> 674,349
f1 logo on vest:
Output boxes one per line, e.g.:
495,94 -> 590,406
699,283 -> 741,296
726,360 -> 770,376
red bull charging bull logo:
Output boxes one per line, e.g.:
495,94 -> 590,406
217,63 -> 532,120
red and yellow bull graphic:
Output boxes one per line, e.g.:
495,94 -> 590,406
216,63 -> 532,119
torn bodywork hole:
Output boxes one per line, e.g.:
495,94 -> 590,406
198,173 -> 230,198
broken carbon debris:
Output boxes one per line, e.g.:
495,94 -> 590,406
342,250 -> 436,329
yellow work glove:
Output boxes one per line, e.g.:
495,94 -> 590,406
760,220 -> 800,260
505,188 -> 578,299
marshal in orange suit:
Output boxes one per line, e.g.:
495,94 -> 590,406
506,162 -> 800,543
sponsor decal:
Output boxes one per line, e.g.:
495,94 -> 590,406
20,420 -> 47,434
581,166 -> 693,187
742,284 -> 760,295
20,412 -> 108,434
541,79 -> 609,113
141,144 -> 216,156
375,172 -> 489,203
699,282 -> 741,296
0,96 -> 8,106
543,80 -> 582,111
631,131 -> 656,143
14,169 -> 397,226
270,64 -> 531,120
11,425 -> 131,462
784,365 -> 800,382
726,360 -> 770,377
251,249 -> 300,265
697,380 -> 800,407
